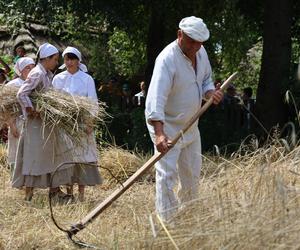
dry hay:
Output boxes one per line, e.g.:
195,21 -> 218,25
99,146 -> 154,187
2,139 -> 300,249
0,85 -> 108,144
137,140 -> 300,249
0,144 -> 7,168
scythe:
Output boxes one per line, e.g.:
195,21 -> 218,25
49,72 -> 238,246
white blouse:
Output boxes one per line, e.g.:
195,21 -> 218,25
52,70 -> 97,101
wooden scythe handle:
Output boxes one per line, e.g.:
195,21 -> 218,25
67,72 -> 238,235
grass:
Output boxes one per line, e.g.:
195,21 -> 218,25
1,137 -> 300,249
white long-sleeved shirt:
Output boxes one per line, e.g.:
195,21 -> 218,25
52,69 -> 98,117
52,70 -> 97,101
145,40 -> 215,141
17,63 -> 53,113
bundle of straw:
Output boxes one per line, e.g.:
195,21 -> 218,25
99,146 -> 144,187
0,85 -> 108,143
0,86 -> 21,125
0,143 -> 7,168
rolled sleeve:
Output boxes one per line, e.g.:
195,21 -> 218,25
146,111 -> 165,125
200,47 -> 215,96
202,75 -> 215,95
145,57 -> 174,125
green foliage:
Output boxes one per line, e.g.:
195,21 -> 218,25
235,40 -> 262,95
292,38 -> 300,65
124,108 -> 152,153
0,0 -> 67,31
0,1 -> 25,31
0,54 -> 14,79
108,28 -> 146,79
205,0 -> 260,80
1,0 -> 300,152
98,106 -> 152,153
88,35 -> 116,81
199,103 -> 252,154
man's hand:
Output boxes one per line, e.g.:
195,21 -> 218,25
155,133 -> 170,153
152,121 -> 171,153
212,89 -> 223,105
205,84 -> 224,105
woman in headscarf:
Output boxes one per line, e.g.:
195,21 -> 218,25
52,46 -> 102,201
12,43 -> 72,201
5,57 -> 35,176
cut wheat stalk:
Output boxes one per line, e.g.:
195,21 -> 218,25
0,85 -> 108,144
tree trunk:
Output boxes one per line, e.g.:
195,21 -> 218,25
255,0 -> 291,135
144,1 -> 166,86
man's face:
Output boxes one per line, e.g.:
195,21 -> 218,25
178,30 -> 203,56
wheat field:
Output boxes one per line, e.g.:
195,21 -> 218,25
1,138 -> 300,249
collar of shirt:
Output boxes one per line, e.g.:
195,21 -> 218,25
175,40 -> 192,65
175,40 -> 203,67
65,69 -> 81,77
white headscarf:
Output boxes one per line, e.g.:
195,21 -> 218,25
179,16 -> 210,42
59,46 -> 88,72
14,57 -> 35,76
37,43 -> 59,59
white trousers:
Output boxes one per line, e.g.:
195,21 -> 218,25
155,136 -> 202,221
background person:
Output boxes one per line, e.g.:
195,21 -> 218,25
133,81 -> 146,108
13,46 -> 26,64
12,43 -> 71,201
53,46 -> 102,201
5,57 -> 35,176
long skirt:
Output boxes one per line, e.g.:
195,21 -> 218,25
12,117 -> 75,188
68,133 -> 102,186
70,163 -> 102,186
7,118 -> 23,165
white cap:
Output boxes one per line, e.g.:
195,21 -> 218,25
59,46 -> 88,72
62,46 -> 82,61
14,57 -> 35,76
179,16 -> 210,42
37,43 -> 59,59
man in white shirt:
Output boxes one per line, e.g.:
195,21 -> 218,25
145,16 -> 223,221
